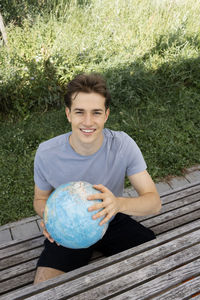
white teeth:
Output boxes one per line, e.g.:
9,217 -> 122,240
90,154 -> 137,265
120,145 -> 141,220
81,129 -> 94,133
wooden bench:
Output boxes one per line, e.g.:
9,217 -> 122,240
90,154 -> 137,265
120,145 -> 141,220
0,181 -> 200,299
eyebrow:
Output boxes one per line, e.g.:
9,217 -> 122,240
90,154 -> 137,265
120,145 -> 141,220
73,108 -> 104,112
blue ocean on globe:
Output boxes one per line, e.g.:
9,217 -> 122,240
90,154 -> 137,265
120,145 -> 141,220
44,181 -> 109,248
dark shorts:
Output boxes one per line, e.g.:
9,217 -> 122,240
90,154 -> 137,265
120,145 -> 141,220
37,213 -> 155,273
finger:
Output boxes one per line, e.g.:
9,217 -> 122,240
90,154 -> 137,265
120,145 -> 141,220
87,193 -> 105,200
92,207 -> 108,220
93,184 -> 109,193
47,235 -> 54,243
88,202 -> 104,212
40,220 -> 54,242
43,228 -> 54,243
43,229 -> 50,239
99,213 -> 112,226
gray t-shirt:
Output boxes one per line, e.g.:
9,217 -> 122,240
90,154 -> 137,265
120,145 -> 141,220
34,128 -> 147,197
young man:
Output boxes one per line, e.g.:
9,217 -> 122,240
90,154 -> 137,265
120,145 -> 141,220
33,73 -> 161,284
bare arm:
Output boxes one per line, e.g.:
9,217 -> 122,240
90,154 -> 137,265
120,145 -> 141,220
88,170 -> 161,225
33,185 -> 55,243
118,170 -> 161,216
33,185 -> 53,218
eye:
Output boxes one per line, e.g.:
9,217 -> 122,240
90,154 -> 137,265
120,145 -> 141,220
94,111 -> 102,115
75,111 -> 83,114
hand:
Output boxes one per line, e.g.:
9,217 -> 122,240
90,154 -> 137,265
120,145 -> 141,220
40,220 -> 60,246
87,184 -> 120,226
40,220 -> 54,243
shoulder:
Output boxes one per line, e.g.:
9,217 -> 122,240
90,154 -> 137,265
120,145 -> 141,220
103,129 -> 138,155
103,129 -> 142,156
37,133 -> 70,154
104,128 -> 135,145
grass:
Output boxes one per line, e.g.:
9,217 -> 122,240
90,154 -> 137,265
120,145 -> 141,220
0,0 -> 200,225
0,110 -> 70,224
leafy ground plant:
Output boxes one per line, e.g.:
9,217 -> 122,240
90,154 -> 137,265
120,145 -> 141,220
0,0 -> 200,225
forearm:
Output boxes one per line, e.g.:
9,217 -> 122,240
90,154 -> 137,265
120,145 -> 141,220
33,199 -> 46,218
117,192 -> 161,216
33,185 -> 52,219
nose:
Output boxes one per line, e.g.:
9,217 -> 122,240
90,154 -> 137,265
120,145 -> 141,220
83,113 -> 93,127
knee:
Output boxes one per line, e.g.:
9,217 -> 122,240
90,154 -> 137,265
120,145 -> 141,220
33,267 -> 65,285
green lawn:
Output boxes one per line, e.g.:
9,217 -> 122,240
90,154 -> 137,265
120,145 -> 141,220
0,0 -> 200,225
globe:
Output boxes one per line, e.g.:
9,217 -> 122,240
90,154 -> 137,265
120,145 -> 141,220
43,181 -> 109,248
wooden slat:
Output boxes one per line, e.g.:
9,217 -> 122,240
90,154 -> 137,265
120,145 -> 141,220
0,183 -> 199,298
1,202 -> 199,272
1,217 -> 199,275
2,225 -> 200,300
0,259 -> 37,282
136,190 -> 200,223
160,190 -> 200,211
140,183 -> 200,219
0,181 -> 198,240
0,182 -> 198,247
0,236 -> 44,259
150,276 -> 200,300
0,232 -> 43,251
0,216 -> 40,236
112,263 -> 200,300
142,201 -> 200,228
152,209 -> 200,234
1,198 -> 199,264
1,228 -> 199,296
0,247 -> 43,270
0,271 -> 36,297
18,244 -> 200,300
1,183 -> 199,254
2,219 -> 200,300
160,181 -> 200,199
161,186 -> 200,205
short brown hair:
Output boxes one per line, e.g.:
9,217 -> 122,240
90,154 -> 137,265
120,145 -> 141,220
64,73 -> 111,110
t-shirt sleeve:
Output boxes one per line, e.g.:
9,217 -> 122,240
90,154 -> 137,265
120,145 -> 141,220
123,133 -> 147,176
34,149 -> 53,191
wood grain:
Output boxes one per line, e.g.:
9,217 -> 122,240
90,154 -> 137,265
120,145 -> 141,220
1,183 -> 200,299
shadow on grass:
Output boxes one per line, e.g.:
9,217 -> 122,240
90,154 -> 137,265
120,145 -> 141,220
142,29 -> 200,59
105,55 -> 200,109
0,55 -> 63,115
1,0 -> 91,25
102,51 -> 200,179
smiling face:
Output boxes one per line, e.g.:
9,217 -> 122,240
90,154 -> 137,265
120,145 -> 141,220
65,92 -> 110,155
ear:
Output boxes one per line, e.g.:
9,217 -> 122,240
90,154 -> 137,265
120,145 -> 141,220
105,108 -> 110,122
65,107 -> 71,123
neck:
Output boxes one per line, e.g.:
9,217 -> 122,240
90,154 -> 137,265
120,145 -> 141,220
69,134 -> 104,156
